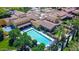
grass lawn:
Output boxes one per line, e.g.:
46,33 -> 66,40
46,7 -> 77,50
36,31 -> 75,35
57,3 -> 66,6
0,38 -> 16,51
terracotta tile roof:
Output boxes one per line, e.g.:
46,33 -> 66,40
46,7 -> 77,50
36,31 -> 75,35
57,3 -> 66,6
56,11 -> 68,17
12,17 -> 30,26
17,22 -> 31,28
40,12 -> 59,22
14,10 -> 25,16
31,20 -> 41,28
26,11 -> 40,20
72,10 -> 79,14
40,20 -> 58,31
66,14 -> 74,18
62,8 -> 76,13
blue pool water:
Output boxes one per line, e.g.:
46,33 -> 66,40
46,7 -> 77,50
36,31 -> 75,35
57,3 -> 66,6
2,26 -> 12,32
26,28 -> 52,45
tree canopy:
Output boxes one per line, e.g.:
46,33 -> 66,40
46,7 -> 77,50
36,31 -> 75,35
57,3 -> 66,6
0,8 -> 11,18
32,43 -> 45,51
0,28 -> 4,41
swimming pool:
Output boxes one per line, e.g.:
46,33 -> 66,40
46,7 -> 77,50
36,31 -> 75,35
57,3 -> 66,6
22,28 -> 54,46
2,26 -> 12,32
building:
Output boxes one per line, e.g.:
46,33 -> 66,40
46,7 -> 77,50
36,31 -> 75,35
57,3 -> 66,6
3,10 -> 32,29
72,10 -> 79,15
26,11 -> 40,20
40,20 -> 59,31
62,7 -> 76,13
31,20 -> 59,31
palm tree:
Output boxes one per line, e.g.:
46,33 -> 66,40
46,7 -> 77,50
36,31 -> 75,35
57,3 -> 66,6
0,28 -> 4,41
60,34 -> 66,51
32,40 -> 37,47
62,19 -> 79,49
48,43 -> 58,51
14,32 -> 31,51
54,25 -> 65,40
54,25 -> 66,51
9,28 -> 21,46
9,28 -> 21,39
71,19 -> 79,41
32,43 -> 45,51
9,7 -> 31,13
65,35 -> 70,47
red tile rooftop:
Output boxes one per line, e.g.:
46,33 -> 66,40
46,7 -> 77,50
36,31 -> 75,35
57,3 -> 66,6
12,17 -> 30,26
62,7 -> 76,13
40,20 -> 58,31
17,22 -> 31,28
26,12 -> 40,20
14,10 -> 25,16
72,10 -> 79,14
66,14 -> 74,18
2,7 -> 78,29
56,11 -> 68,17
